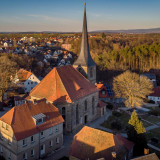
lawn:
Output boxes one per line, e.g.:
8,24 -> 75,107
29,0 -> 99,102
147,127 -> 160,148
101,112 -> 130,132
101,111 -> 152,132
140,115 -> 160,124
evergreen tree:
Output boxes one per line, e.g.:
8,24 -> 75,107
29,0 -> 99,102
128,110 -> 139,128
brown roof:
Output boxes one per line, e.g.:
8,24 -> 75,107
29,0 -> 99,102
149,87 -> 160,97
29,65 -> 98,103
131,153 -> 159,160
0,99 -> 64,141
17,69 -> 32,81
98,100 -> 107,108
69,126 -> 134,160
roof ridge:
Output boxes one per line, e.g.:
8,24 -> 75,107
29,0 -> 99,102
10,107 -> 16,125
56,67 -> 72,103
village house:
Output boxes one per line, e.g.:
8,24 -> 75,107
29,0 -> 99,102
148,86 -> 160,104
131,153 -> 159,160
14,69 -> 40,93
0,99 -> 64,160
28,65 -> 99,133
69,126 -> 134,160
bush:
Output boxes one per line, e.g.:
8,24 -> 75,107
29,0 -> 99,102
107,103 -> 113,110
111,119 -> 122,130
112,111 -> 122,117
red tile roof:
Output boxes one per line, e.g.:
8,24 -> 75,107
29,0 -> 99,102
17,69 -> 32,81
0,99 -> 64,141
70,126 -> 134,160
98,100 -> 107,108
29,65 -> 98,103
131,153 -> 159,160
149,87 -> 160,97
96,84 -> 104,89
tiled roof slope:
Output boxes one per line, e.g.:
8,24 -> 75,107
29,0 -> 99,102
17,68 -> 32,81
70,126 -> 134,160
0,99 -> 64,141
149,87 -> 160,97
131,153 -> 159,160
29,65 -> 98,103
98,100 -> 107,108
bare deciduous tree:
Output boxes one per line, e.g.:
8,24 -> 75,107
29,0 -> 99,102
113,70 -> 153,108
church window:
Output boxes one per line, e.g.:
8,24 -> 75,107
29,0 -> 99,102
90,68 -> 93,78
84,100 -> 87,111
76,104 -> 79,125
92,97 -> 95,115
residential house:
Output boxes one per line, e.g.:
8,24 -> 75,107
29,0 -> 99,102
0,99 -> 64,160
131,153 -> 159,160
96,83 -> 123,104
140,73 -> 157,87
29,65 -> 99,133
148,87 -> 160,104
16,69 -> 40,93
98,100 -> 107,117
61,44 -> 72,50
69,126 -> 134,160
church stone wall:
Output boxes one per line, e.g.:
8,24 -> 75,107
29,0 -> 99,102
56,91 -> 99,133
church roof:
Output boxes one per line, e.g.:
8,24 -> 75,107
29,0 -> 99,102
29,65 -> 98,104
74,3 -> 96,67
0,99 -> 64,141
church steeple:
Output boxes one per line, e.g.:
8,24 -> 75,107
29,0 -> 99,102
74,3 -> 96,67
73,3 -> 96,84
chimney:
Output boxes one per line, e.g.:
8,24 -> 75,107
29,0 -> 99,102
144,148 -> 149,155
111,152 -> 116,160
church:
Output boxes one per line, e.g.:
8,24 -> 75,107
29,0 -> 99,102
29,3 -> 98,133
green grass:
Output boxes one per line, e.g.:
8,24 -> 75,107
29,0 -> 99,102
141,120 -> 152,128
147,127 -> 160,148
140,115 -> 160,124
101,112 -> 130,132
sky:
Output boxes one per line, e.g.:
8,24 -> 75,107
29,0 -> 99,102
0,0 -> 160,32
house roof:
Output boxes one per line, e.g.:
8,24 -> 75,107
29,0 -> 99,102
29,65 -> 98,104
0,99 -> 64,141
131,153 -> 159,160
149,87 -> 160,97
98,100 -> 107,108
17,68 -> 32,81
69,126 -> 134,160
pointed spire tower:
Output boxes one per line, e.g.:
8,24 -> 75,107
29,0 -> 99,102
73,3 -> 96,84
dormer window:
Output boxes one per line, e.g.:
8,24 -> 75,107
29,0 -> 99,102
32,113 -> 46,126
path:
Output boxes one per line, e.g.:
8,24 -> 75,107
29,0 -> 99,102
44,109 -> 112,160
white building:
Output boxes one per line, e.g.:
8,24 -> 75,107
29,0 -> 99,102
148,87 -> 160,104
16,69 -> 40,93
3,42 -> 8,47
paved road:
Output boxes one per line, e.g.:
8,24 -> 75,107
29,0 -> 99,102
44,110 -> 112,160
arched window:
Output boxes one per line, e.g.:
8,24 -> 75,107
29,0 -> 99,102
62,107 -> 66,128
84,100 -> 87,111
76,104 -> 79,125
92,97 -> 95,115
